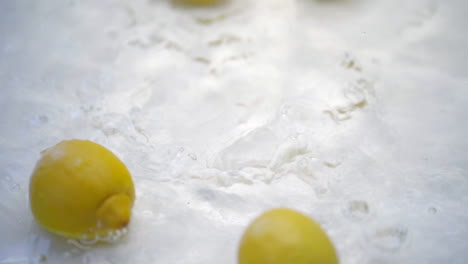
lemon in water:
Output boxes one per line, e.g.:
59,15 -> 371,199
238,208 -> 338,264
29,139 -> 135,240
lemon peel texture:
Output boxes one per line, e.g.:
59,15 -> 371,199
238,208 -> 339,264
29,139 -> 135,241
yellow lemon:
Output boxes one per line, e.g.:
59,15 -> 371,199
238,208 -> 338,264
29,139 -> 135,240
173,0 -> 222,6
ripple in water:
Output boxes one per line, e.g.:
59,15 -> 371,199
366,225 -> 408,252
344,200 -> 371,221
427,206 -> 438,214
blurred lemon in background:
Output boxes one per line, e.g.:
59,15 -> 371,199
29,140 -> 135,240
238,208 -> 338,264
173,0 -> 223,6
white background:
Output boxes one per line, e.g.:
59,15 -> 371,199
1,0 -> 467,263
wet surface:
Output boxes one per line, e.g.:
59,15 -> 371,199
1,0 -> 468,263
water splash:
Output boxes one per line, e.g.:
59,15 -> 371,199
67,227 -> 129,249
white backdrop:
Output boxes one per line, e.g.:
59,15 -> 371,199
1,0 -> 467,263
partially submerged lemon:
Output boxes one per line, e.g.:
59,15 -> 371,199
29,140 -> 135,240
238,208 -> 338,264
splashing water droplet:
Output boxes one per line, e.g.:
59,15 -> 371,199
68,227 -> 129,248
